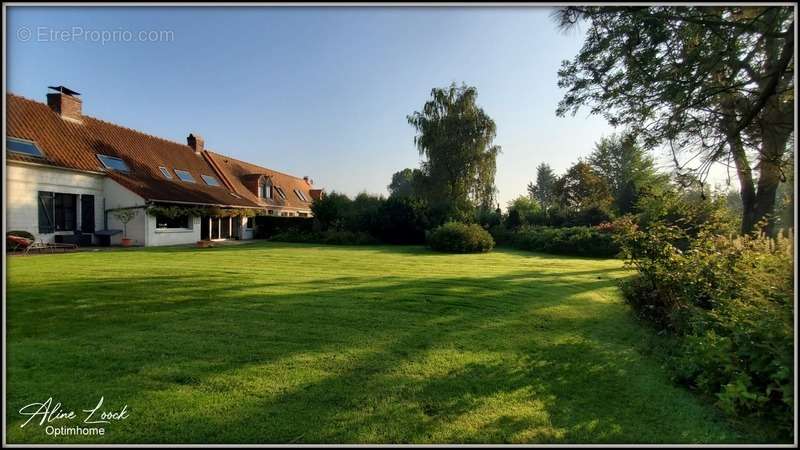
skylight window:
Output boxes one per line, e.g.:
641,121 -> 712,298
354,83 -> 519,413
174,169 -> 196,183
294,189 -> 309,202
274,186 -> 287,199
97,154 -> 130,172
201,175 -> 221,186
7,137 -> 45,158
159,166 -> 173,179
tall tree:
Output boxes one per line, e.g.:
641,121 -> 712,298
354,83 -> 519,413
527,163 -> 558,210
387,168 -> 424,199
407,83 -> 501,219
587,133 -> 669,214
555,6 -> 794,235
554,161 -> 614,211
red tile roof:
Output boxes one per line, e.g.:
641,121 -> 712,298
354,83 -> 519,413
6,93 -> 296,209
205,151 -> 316,211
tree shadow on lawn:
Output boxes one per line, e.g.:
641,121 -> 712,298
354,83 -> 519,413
140,241 -> 621,262
5,266 -> 751,444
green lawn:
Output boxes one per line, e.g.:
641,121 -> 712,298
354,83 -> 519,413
5,242 -> 756,444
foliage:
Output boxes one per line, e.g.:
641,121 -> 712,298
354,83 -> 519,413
253,216 -> 314,239
310,192 -> 354,231
145,204 -> 259,219
505,195 -> 541,230
556,6 -> 795,234
475,206 -> 503,230
309,192 -> 430,245
554,161 -> 614,213
375,196 -> 429,244
587,133 -> 669,215
527,163 -> 559,210
407,83 -> 501,215
615,216 -> 794,433
427,222 -> 495,253
504,225 -> 620,258
635,189 -> 739,242
388,168 -> 426,199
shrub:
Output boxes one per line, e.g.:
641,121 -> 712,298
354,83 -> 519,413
427,222 -> 495,253
509,225 -> 619,257
488,224 -> 514,246
616,218 -> 794,432
375,197 -> 429,244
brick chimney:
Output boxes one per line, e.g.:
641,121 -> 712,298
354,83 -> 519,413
46,86 -> 82,122
303,176 -> 312,185
187,133 -> 204,154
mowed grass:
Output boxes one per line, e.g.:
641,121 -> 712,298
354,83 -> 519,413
5,242 -> 754,444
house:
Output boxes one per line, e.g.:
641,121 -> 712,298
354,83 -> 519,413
5,86 -> 320,246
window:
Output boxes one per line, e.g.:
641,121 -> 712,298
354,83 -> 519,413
294,189 -> 309,202
298,212 -> 309,218
259,182 -> 272,199
7,137 -> 45,158
274,186 -> 287,199
174,169 -> 196,183
38,191 -> 77,233
97,154 -> 130,172
201,175 -> 221,186
245,217 -> 254,229
159,166 -> 173,179
155,214 -> 190,229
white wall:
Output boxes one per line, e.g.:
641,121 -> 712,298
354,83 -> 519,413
6,162 -> 104,243
241,216 -> 254,240
147,214 -> 201,246
103,179 -> 147,246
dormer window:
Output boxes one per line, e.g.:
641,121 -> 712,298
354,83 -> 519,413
259,180 -> 272,199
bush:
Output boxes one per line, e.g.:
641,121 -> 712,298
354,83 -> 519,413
616,218 -> 794,432
488,224 -> 514,246
375,197 -> 429,244
427,222 -> 495,253
509,225 -> 620,257
253,216 -> 314,239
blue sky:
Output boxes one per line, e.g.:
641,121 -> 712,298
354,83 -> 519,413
7,6 -> 628,207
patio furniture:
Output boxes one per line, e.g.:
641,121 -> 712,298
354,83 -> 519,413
93,229 -> 123,247
7,234 -> 34,253
23,239 -> 78,255
55,230 -> 93,246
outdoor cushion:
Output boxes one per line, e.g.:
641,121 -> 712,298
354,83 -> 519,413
7,234 -> 33,250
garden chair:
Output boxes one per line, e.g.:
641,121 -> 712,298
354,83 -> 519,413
23,239 -> 78,255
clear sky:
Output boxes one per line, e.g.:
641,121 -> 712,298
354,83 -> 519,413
7,6 -> 638,207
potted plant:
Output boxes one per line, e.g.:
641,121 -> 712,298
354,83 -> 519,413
113,208 -> 138,247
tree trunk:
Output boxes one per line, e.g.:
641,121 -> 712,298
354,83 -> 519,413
729,135 -> 758,234
721,95 -> 758,234
752,97 -> 793,236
